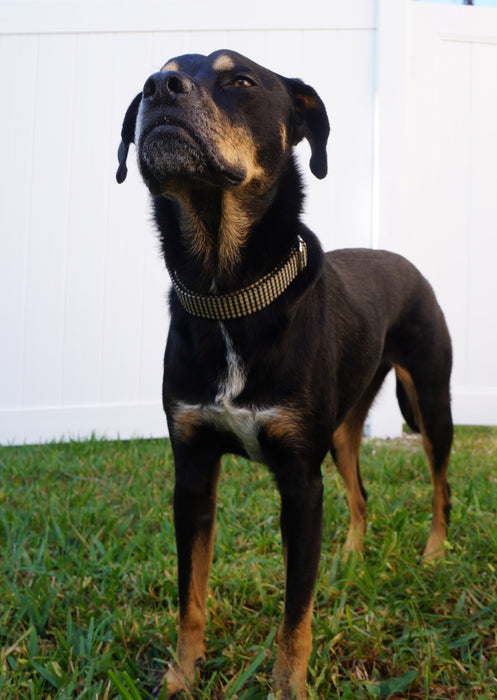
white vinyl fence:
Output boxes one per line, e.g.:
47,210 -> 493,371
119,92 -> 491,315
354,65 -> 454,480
0,0 -> 496,444
373,0 -> 497,431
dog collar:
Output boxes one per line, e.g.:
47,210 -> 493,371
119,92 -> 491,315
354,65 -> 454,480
167,236 -> 307,320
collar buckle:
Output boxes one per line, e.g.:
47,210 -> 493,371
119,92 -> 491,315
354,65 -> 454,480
297,235 -> 306,273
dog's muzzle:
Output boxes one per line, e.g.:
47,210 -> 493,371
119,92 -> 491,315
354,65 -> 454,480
136,72 -> 246,191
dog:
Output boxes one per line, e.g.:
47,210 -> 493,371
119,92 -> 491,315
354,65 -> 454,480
116,49 -> 453,700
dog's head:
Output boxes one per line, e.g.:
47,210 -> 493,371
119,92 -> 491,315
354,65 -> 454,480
116,50 -> 330,196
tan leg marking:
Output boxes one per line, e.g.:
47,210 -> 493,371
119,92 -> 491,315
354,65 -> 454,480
171,403 -> 203,444
273,604 -> 313,700
166,493 -> 218,696
394,365 -> 450,561
165,532 -> 215,696
263,404 -> 306,450
422,431 -> 450,562
332,411 -> 369,557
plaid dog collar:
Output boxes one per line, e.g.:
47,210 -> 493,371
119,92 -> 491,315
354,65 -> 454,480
167,236 -> 308,320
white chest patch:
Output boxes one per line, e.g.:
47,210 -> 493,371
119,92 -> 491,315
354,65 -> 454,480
215,324 -> 246,403
175,401 -> 280,462
213,324 -> 260,459
208,403 -> 264,461
175,326 -> 279,461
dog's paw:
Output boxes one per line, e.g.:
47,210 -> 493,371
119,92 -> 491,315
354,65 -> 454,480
268,687 -> 306,700
342,525 -> 365,560
153,666 -> 187,699
422,530 -> 447,563
272,666 -> 308,699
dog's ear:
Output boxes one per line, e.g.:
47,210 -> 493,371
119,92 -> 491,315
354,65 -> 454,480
286,79 -> 330,179
116,93 -> 142,184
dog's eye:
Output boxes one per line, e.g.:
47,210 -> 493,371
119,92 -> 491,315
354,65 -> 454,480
230,75 -> 256,88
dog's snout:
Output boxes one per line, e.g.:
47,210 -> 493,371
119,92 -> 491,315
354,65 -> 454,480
142,71 -> 195,102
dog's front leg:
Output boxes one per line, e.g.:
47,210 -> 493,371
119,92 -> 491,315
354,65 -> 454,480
272,467 -> 324,700
164,449 -> 221,699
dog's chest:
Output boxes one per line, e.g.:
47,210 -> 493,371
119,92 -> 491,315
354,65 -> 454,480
215,325 -> 247,405
176,326 -> 277,461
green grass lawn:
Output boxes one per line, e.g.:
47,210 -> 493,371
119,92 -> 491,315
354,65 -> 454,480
1,427 -> 496,699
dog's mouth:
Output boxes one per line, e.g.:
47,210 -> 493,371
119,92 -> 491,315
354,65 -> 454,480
138,118 -> 246,193
143,118 -> 201,153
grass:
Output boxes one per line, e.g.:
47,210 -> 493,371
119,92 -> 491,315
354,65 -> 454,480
1,426 -> 496,699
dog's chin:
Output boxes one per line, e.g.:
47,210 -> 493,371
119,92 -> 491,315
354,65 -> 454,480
139,126 -> 246,195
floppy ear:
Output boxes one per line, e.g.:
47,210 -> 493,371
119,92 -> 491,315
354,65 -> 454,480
116,93 -> 142,184
286,79 -> 330,179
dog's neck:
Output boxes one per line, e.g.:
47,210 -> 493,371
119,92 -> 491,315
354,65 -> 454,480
155,158 -> 305,291
172,185 -> 258,282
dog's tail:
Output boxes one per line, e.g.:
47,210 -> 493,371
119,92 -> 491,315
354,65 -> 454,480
395,375 -> 421,433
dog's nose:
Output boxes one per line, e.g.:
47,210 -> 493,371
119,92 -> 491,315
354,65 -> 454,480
142,71 -> 195,102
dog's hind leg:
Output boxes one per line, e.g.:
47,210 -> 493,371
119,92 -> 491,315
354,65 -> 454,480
394,364 -> 453,562
162,448 -> 221,699
331,365 -> 390,556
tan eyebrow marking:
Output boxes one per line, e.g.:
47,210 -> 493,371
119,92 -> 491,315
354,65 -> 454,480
212,54 -> 235,72
161,60 -> 179,72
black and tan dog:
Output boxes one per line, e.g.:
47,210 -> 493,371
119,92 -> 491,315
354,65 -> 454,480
117,50 -> 453,699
